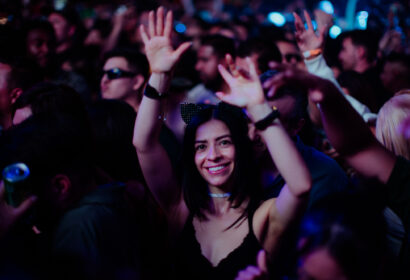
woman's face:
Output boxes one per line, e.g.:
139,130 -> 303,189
194,119 -> 235,190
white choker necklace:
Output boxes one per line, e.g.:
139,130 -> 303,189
209,192 -> 231,198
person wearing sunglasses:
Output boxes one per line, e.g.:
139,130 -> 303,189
275,39 -> 305,70
100,48 -> 149,112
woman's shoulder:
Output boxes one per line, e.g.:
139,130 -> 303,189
252,198 -> 280,227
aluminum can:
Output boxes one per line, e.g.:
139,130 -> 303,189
2,163 -> 31,207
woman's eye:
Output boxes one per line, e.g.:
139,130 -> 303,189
220,139 -> 232,146
195,144 -> 206,151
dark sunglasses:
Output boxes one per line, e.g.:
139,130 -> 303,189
284,53 -> 302,63
102,68 -> 136,80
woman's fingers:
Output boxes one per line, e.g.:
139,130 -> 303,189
148,10 -> 156,37
226,54 -> 239,77
140,25 -> 149,45
247,57 -> 258,80
164,10 -> 173,38
156,7 -> 164,36
218,64 -> 234,85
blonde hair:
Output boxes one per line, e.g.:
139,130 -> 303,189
376,94 -> 410,159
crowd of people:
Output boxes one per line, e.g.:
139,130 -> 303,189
0,0 -> 409,279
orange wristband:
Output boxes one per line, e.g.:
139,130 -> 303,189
303,48 -> 322,60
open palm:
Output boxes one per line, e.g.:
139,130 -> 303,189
294,10 -> 325,52
216,55 -> 265,109
140,7 -> 191,73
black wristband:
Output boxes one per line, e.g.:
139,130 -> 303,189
144,84 -> 168,99
254,108 -> 280,130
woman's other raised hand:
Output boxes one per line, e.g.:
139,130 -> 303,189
216,54 -> 265,109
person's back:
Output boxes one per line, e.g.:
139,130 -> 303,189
0,113 -> 148,279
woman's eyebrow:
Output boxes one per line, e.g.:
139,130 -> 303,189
195,134 -> 231,143
216,134 -> 232,141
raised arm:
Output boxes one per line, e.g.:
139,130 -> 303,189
265,65 -> 397,184
133,7 -> 191,227
294,11 -> 377,123
216,56 -> 311,254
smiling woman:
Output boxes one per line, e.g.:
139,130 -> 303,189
182,103 -> 259,222
133,7 -> 311,280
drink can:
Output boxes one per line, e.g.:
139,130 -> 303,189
2,163 -> 31,207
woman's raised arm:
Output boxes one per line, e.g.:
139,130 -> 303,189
216,56 -> 311,255
133,7 -> 191,227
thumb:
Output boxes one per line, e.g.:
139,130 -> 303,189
256,249 -> 268,273
173,42 -> 193,60
14,196 -> 37,217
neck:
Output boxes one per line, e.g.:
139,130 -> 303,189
0,114 -> 12,130
208,195 -> 234,216
208,183 -> 235,215
354,60 -> 372,73
124,95 -> 140,112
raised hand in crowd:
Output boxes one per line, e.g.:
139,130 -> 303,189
216,54 -> 265,112
140,7 -> 192,75
134,7 -> 191,227
314,9 -> 333,37
0,181 -> 37,239
264,63 -> 396,183
294,10 -> 327,53
217,56 -> 311,257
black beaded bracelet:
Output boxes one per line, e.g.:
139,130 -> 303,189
254,107 -> 280,130
144,84 -> 168,99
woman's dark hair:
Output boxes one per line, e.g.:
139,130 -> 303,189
181,102 -> 261,223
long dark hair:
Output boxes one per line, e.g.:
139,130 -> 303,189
181,102 -> 261,223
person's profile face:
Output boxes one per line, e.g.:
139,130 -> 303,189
100,56 -> 138,101
194,119 -> 235,190
195,46 -> 221,87
338,38 -> 357,71
48,13 -> 70,43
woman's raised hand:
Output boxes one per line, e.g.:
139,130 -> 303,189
139,7 -> 191,73
216,54 -> 265,109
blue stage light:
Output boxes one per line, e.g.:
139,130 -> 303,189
268,12 -> 286,27
175,23 -> 186,33
318,1 -> 334,15
356,11 -> 368,29
329,25 -> 342,38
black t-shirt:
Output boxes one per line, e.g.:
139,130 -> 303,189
386,156 -> 410,279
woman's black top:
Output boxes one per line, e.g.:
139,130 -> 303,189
173,209 -> 262,280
